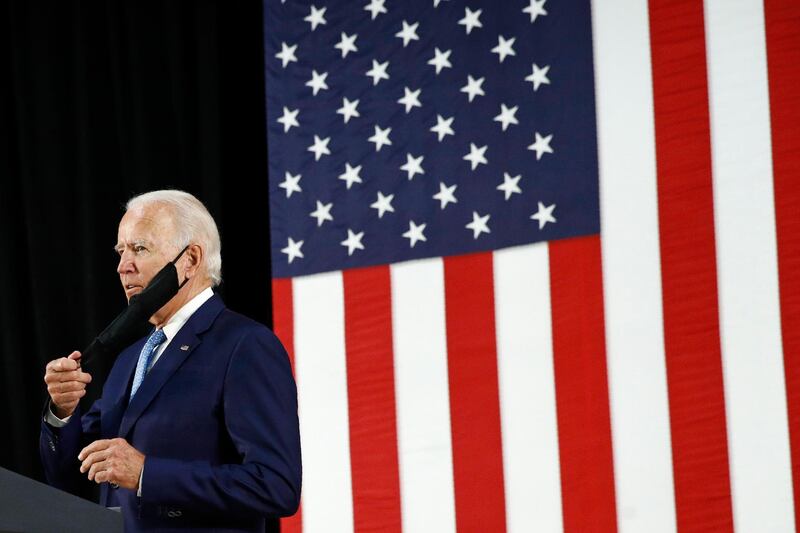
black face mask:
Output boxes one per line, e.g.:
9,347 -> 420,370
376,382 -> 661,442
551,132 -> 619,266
127,244 -> 190,311
80,245 -> 191,367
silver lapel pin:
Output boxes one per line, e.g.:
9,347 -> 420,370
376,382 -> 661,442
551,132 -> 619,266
180,345 -> 190,351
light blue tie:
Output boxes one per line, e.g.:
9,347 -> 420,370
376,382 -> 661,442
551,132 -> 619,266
130,328 -> 167,400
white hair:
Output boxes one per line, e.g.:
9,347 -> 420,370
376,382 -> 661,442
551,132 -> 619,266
126,190 -> 222,286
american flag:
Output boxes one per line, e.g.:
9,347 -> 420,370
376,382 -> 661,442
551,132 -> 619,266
265,0 -> 800,531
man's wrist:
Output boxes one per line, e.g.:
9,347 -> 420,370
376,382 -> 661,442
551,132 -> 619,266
44,401 -> 72,427
51,404 -> 73,419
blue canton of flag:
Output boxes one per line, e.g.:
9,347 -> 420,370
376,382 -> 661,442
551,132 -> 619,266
265,0 -> 599,278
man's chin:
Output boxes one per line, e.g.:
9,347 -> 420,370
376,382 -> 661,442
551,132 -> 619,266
124,287 -> 144,301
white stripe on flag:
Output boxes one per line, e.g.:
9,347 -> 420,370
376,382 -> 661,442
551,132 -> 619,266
591,0 -> 677,531
293,272 -> 354,533
704,0 -> 796,529
494,244 -> 563,533
391,259 -> 457,533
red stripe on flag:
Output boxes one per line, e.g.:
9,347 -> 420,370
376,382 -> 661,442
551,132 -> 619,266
443,252 -> 507,533
648,1 -> 734,530
272,278 -> 296,373
548,236 -> 617,533
272,278 -> 302,533
765,0 -> 800,528
342,266 -> 403,533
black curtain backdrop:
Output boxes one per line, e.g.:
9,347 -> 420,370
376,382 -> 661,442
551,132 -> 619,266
1,0 -> 274,504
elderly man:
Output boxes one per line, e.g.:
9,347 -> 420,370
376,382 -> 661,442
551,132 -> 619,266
40,190 -> 301,532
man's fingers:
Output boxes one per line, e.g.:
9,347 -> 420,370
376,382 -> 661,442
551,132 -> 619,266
83,450 -> 111,476
81,449 -> 109,473
44,354 -> 91,418
88,461 -> 114,483
44,369 -> 92,385
48,384 -> 87,402
48,380 -> 86,393
47,370 -> 92,383
45,354 -> 86,377
79,440 -> 121,484
78,439 -> 112,462
55,359 -> 78,372
94,469 -> 112,484
78,438 -> 141,490
48,357 -> 80,373
62,372 -> 92,385
86,459 -> 103,479
53,390 -> 86,404
53,391 -> 85,405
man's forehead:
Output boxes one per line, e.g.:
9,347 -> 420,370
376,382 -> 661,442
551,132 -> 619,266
115,236 -> 154,247
117,206 -> 175,243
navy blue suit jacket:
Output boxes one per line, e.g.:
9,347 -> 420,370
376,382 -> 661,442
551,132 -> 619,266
40,294 -> 302,532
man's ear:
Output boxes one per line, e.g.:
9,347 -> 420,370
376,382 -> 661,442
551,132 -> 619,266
184,244 -> 204,277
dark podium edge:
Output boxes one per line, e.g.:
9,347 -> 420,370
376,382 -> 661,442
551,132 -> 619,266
0,467 -> 123,533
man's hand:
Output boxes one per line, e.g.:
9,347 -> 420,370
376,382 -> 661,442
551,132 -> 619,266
78,438 -> 145,490
44,351 -> 92,418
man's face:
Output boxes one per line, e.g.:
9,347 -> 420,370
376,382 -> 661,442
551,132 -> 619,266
115,205 -> 178,303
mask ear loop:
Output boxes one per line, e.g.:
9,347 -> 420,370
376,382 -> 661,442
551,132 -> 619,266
172,244 -> 192,289
171,244 -> 191,264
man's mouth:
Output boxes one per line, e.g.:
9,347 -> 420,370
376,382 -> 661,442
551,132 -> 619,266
125,284 -> 143,296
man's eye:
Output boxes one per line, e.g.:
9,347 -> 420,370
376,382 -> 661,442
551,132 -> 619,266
134,246 -> 147,253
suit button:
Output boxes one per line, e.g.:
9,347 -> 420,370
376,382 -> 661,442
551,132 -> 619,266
48,440 -> 55,452
167,510 -> 182,518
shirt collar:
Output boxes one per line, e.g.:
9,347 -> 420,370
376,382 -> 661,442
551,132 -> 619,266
159,286 -> 215,342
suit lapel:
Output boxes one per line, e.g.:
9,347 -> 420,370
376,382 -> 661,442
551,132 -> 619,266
104,340 -> 145,438
118,294 -> 225,439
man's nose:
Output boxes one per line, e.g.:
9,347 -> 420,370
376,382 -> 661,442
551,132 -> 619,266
117,253 -> 135,274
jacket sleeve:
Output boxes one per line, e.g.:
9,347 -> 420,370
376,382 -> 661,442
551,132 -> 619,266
140,327 -> 302,517
40,398 -> 102,494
